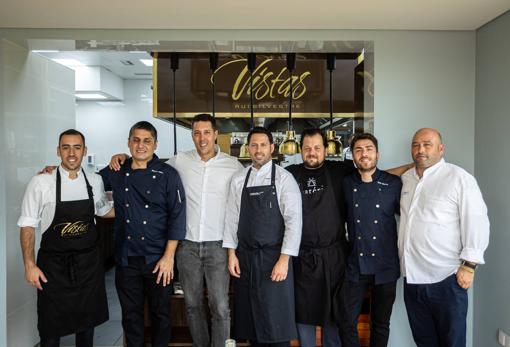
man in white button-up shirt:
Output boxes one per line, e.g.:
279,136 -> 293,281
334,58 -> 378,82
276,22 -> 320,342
399,128 -> 490,347
110,114 -> 243,347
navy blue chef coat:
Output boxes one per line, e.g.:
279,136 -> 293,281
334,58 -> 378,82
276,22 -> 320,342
100,154 -> 186,266
343,168 -> 401,284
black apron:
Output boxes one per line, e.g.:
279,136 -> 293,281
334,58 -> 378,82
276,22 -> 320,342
293,165 -> 346,325
37,168 -> 108,338
233,163 -> 297,343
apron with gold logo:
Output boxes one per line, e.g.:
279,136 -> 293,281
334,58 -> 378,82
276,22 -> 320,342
37,168 -> 108,338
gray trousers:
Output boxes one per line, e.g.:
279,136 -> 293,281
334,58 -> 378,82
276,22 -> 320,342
176,240 -> 231,347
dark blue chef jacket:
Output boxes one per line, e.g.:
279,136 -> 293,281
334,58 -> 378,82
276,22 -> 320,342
343,168 -> 401,284
100,154 -> 186,266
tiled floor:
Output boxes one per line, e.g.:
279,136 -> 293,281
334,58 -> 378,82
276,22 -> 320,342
60,268 -> 124,347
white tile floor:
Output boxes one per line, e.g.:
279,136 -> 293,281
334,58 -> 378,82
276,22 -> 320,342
60,268 -> 123,347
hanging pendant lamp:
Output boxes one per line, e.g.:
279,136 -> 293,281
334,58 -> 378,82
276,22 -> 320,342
209,53 -> 219,119
325,53 -> 343,157
171,53 -> 179,155
280,53 -> 300,155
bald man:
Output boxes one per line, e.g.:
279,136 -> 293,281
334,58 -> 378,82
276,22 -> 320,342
398,128 -> 490,347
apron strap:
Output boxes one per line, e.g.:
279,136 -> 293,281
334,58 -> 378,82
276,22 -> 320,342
243,167 -> 252,189
81,169 -> 94,200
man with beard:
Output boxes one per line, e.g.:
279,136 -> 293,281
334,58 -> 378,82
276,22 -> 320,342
285,128 -> 354,347
340,133 -> 401,347
286,129 -> 410,347
223,127 -> 302,347
18,129 -> 114,347
399,128 -> 490,347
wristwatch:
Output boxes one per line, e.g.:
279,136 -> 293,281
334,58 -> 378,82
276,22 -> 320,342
461,260 -> 477,270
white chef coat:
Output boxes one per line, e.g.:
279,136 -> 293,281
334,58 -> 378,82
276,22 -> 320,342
17,166 -> 113,233
399,158 -> 490,284
167,146 -> 243,242
223,160 -> 303,256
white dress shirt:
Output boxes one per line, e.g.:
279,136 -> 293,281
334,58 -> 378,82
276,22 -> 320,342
167,146 -> 243,242
17,166 -> 113,233
223,160 -> 303,256
399,158 -> 490,284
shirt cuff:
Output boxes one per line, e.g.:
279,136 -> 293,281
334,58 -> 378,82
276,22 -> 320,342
460,248 -> 485,265
222,241 -> 237,249
280,247 -> 299,257
96,200 -> 113,217
17,216 -> 39,228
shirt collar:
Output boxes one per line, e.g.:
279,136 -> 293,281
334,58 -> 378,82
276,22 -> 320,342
251,160 -> 272,174
354,168 -> 381,183
412,157 -> 445,179
191,145 -> 221,163
59,164 -> 82,178
125,154 -> 160,170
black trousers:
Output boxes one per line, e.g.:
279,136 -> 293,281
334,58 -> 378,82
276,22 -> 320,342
40,328 -> 94,347
116,256 -> 173,347
404,275 -> 468,347
340,275 -> 397,347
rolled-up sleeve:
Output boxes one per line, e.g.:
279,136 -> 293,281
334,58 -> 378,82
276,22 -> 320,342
223,175 -> 242,249
458,175 -> 490,264
17,176 -> 43,228
94,178 -> 113,217
279,172 -> 302,256
166,171 -> 187,240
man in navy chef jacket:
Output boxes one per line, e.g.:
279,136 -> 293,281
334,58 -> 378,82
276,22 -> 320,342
340,133 -> 401,347
100,121 -> 186,347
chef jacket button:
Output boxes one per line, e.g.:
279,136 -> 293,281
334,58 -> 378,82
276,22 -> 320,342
127,235 -> 131,240
373,236 -> 377,240
145,205 -> 149,208
353,188 -> 357,192
360,253 -> 364,256
374,220 -> 378,224
358,236 -> 362,240
146,190 -> 151,194
125,203 -> 130,207
141,236 -> 145,241
126,173 -> 130,176
378,188 -> 381,191
372,253 -> 376,256
376,204 -> 380,208
125,187 -> 129,191
152,175 -> 156,179
143,221 -> 147,225
126,219 -> 130,223
355,203 -> 359,208
356,219 -> 360,223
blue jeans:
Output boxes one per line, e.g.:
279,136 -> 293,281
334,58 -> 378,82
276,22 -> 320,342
404,274 -> 468,347
297,323 -> 341,347
176,240 -> 231,347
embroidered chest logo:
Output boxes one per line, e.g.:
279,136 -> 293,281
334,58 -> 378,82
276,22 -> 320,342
303,177 -> 325,195
54,221 -> 90,237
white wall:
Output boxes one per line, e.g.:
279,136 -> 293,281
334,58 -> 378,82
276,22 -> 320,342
0,39 -> 76,347
474,11 -> 510,347
76,79 -> 194,169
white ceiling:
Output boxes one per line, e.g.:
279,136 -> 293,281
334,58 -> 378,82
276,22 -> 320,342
1,0 -> 509,30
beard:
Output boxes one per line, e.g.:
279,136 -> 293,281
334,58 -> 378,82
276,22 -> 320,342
304,157 -> 324,169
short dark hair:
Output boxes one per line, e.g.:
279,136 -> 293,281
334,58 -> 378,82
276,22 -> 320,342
248,126 -> 273,144
351,133 -> 379,152
129,121 -> 158,141
300,128 -> 327,148
191,113 -> 217,130
59,129 -> 86,146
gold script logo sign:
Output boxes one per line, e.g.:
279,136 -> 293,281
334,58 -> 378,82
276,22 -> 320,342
54,221 -> 90,237
213,58 -> 312,101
